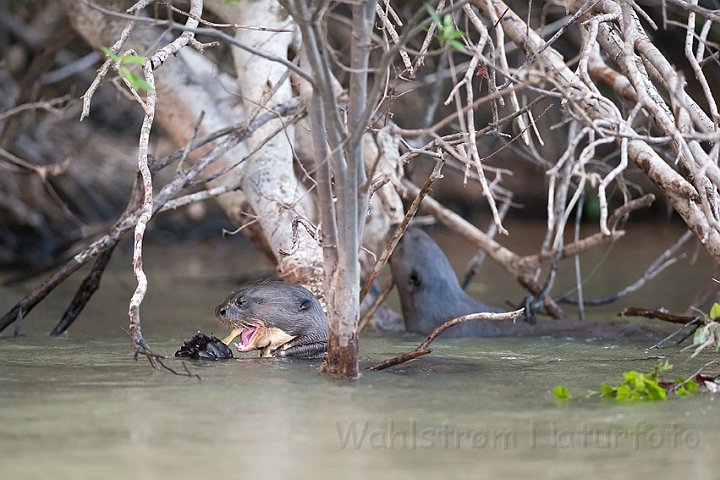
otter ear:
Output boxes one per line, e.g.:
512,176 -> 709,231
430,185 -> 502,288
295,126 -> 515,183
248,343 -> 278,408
409,269 -> 421,286
299,299 -> 311,311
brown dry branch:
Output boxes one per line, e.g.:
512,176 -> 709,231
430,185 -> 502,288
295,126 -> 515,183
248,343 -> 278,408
156,0 -> 293,32
397,179 -> 653,317
0,103 -> 299,334
50,244 -> 117,336
7,0 -> 720,379
79,4 -> 138,121
369,308 -> 524,371
359,157 -> 445,302
376,1 -> 413,76
0,95 -> 72,121
558,228 -> 692,307
617,307 -> 696,325
358,276 -> 394,334
86,0 -> 204,367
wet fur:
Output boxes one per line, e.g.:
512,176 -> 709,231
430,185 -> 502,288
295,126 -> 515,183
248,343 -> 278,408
389,228 -> 512,336
389,228 -> 660,341
215,281 -> 329,358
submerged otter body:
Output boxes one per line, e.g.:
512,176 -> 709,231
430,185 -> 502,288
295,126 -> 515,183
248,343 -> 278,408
389,228 -> 660,341
389,228 -> 516,337
215,281 -> 328,359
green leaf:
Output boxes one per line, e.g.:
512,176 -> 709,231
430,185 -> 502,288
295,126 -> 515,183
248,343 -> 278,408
120,67 -> 154,93
120,54 -> 147,66
645,381 -> 666,400
424,3 -> 442,27
119,66 -> 133,82
443,13 -> 453,31
553,386 -> 571,399
600,383 -> 616,397
655,360 -> 673,375
616,384 -> 631,400
131,76 -> 155,93
710,302 -> 720,320
694,327 -> 710,346
449,39 -> 467,52
623,371 -> 638,383
101,46 -> 120,63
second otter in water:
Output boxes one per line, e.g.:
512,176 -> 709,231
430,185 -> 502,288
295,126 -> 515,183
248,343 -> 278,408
389,228 -> 662,341
389,228 -> 518,337
215,282 -> 328,359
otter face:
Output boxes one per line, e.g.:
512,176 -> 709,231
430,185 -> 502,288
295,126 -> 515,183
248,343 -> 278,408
390,228 -> 461,297
389,228 -> 474,334
215,282 -> 328,357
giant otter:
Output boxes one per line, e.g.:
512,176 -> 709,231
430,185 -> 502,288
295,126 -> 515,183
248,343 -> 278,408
215,281 -> 328,359
388,227 -> 660,340
389,227 -> 515,336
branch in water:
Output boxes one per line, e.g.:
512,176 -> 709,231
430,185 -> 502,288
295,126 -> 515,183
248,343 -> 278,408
369,309 -> 524,371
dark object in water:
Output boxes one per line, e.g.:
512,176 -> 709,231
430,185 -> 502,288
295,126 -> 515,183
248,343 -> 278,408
390,227 -> 513,337
388,228 -> 661,341
215,281 -> 328,359
175,332 -> 234,360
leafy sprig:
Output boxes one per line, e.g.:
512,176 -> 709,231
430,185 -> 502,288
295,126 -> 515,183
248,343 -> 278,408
101,47 -> 155,93
424,3 -> 467,52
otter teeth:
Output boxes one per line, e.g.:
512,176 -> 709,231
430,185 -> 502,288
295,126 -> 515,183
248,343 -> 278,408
234,324 -> 261,352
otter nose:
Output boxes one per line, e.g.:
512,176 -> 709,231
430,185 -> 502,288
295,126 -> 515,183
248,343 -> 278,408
216,305 -> 227,318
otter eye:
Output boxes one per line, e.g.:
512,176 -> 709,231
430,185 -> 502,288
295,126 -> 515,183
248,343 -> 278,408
235,297 -> 246,307
299,299 -> 310,311
409,270 -> 421,286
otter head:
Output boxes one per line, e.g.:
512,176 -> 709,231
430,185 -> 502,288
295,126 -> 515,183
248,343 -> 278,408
389,228 -> 468,334
215,281 -> 328,357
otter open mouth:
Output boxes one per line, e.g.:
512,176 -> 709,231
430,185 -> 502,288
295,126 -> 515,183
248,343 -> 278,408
221,323 -> 263,352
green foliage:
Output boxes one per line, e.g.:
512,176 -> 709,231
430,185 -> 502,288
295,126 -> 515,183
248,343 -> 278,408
684,302 -> 720,359
595,368 -> 668,401
553,385 -> 572,400
424,3 -> 467,52
558,361 -> 700,403
101,47 -> 155,94
589,361 -> 676,402
674,377 -> 698,397
554,304 -> 719,405
709,302 -> 720,320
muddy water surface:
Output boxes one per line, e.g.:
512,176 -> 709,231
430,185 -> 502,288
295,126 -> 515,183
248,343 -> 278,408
1,221 -> 718,479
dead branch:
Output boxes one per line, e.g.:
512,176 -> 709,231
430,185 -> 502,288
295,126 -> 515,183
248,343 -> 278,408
50,244 -> 117,336
617,307 -> 696,325
0,104 -> 297,334
359,157 -> 445,302
559,229 -> 692,306
369,308 -> 524,371
358,276 -> 394,333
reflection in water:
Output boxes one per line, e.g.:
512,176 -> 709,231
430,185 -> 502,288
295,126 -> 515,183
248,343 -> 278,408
0,222 -> 718,478
0,333 -> 718,479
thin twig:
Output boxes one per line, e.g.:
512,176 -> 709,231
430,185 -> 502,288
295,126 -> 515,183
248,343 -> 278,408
359,158 -> 445,302
369,309 -> 524,371
358,276 -> 394,333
